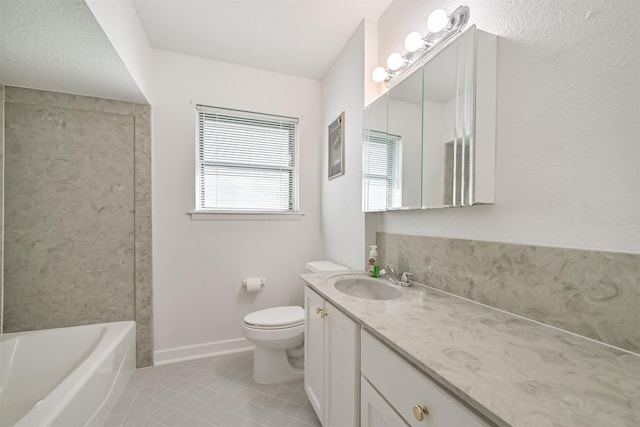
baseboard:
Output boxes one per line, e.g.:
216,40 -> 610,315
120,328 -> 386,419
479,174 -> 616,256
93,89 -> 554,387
153,337 -> 254,366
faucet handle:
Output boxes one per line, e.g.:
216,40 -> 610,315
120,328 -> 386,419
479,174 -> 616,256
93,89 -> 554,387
400,272 -> 414,286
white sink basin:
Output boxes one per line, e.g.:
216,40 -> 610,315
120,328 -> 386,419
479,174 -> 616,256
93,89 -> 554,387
333,277 -> 402,300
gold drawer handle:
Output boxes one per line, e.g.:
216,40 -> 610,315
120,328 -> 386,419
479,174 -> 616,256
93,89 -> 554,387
413,404 -> 429,421
315,306 -> 322,314
315,307 -> 327,318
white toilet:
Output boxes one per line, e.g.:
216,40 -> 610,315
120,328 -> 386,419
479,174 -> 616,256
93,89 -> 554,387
242,260 -> 348,384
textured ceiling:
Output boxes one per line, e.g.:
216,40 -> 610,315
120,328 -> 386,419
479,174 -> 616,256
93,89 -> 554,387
0,0 -> 147,103
132,0 -> 393,80
0,0 -> 393,104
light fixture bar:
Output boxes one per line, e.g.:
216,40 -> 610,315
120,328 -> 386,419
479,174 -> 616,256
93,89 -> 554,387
371,5 -> 470,87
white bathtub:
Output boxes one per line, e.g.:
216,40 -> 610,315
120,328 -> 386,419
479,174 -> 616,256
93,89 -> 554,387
0,321 -> 136,427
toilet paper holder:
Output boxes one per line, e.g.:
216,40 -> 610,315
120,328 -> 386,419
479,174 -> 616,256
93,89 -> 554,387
242,277 -> 266,291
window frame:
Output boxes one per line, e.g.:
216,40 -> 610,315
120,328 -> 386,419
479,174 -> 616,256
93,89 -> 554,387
193,105 -> 301,217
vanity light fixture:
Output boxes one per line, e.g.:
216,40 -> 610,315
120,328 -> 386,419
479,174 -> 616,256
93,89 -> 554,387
371,66 -> 389,83
371,5 -> 470,87
386,52 -> 406,71
404,31 -> 426,53
427,8 -> 449,32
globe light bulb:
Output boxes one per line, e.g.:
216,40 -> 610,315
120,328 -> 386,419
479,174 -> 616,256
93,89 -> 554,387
404,32 -> 424,52
427,9 -> 449,32
386,52 -> 405,71
371,66 -> 388,83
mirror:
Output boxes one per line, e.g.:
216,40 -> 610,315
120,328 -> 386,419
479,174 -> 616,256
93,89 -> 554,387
362,93 -> 388,211
422,25 -> 475,208
362,25 -> 496,212
387,67 -> 423,210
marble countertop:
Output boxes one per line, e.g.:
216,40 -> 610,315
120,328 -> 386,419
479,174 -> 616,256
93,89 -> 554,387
301,272 -> 640,427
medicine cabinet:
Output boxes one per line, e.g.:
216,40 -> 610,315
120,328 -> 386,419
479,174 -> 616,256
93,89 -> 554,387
362,25 -> 497,212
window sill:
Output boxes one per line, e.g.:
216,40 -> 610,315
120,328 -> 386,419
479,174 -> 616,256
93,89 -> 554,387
188,211 -> 305,221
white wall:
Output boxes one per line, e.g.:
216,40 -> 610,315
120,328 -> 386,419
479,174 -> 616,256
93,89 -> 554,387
85,0 -> 153,102
148,49 -> 324,362
321,23 -> 369,270
374,0 -> 640,253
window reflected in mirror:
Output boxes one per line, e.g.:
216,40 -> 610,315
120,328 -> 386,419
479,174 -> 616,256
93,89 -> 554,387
362,130 -> 401,211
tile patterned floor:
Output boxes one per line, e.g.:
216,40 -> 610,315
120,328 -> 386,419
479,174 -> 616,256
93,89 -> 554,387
105,351 -> 321,427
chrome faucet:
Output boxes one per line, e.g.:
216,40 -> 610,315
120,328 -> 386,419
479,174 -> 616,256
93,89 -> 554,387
400,272 -> 414,286
381,266 -> 414,287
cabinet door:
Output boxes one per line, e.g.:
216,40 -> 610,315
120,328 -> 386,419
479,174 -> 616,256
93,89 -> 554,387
324,302 -> 359,427
304,287 -> 325,422
361,331 -> 489,427
361,377 -> 409,427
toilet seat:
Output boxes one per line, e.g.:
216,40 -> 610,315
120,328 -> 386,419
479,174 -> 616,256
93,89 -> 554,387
242,261 -> 348,384
243,306 -> 304,329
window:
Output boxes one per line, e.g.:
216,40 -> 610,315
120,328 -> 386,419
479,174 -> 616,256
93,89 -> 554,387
362,129 -> 401,211
196,105 -> 298,213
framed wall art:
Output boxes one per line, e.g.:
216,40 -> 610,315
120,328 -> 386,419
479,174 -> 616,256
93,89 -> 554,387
328,111 -> 345,180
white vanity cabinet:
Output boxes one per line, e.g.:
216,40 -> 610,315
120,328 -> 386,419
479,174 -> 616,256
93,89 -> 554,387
361,330 -> 490,427
304,286 -> 360,427
361,376 -> 409,426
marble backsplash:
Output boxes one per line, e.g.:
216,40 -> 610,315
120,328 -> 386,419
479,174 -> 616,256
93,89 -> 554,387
3,87 -> 153,367
1,84 -> 4,333
377,232 -> 640,354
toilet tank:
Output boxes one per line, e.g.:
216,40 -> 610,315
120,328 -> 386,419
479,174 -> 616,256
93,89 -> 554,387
305,260 -> 349,273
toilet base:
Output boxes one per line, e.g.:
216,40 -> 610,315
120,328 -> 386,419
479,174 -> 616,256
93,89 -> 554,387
252,346 -> 304,384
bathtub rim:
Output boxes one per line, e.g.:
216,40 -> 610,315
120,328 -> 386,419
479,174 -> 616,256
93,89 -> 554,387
4,320 -> 136,427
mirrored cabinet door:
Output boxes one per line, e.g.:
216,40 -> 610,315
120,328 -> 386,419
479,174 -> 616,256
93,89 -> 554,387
387,67 -> 423,210
422,26 -> 475,208
362,93 -> 388,212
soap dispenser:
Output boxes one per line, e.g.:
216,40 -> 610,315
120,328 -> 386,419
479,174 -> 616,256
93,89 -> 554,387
368,245 -> 379,277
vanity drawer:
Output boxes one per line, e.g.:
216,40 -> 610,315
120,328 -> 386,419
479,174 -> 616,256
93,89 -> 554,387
361,330 -> 489,427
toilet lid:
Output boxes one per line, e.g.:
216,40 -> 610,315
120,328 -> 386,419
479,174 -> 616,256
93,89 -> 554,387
305,260 -> 349,273
244,306 -> 305,328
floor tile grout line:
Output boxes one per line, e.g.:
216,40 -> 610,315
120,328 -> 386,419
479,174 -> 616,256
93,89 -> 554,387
108,352 -> 319,427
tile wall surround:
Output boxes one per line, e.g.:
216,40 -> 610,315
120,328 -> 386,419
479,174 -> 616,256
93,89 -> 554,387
2,86 -> 153,367
377,232 -> 640,354
0,83 -> 4,334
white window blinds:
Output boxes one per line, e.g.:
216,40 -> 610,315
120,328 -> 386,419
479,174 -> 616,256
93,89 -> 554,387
196,105 -> 299,212
362,130 -> 401,211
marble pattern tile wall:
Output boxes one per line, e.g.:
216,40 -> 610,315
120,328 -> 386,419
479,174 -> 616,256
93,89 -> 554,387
377,232 -> 640,354
133,104 -> 153,367
3,87 -> 152,367
1,83 -> 4,334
